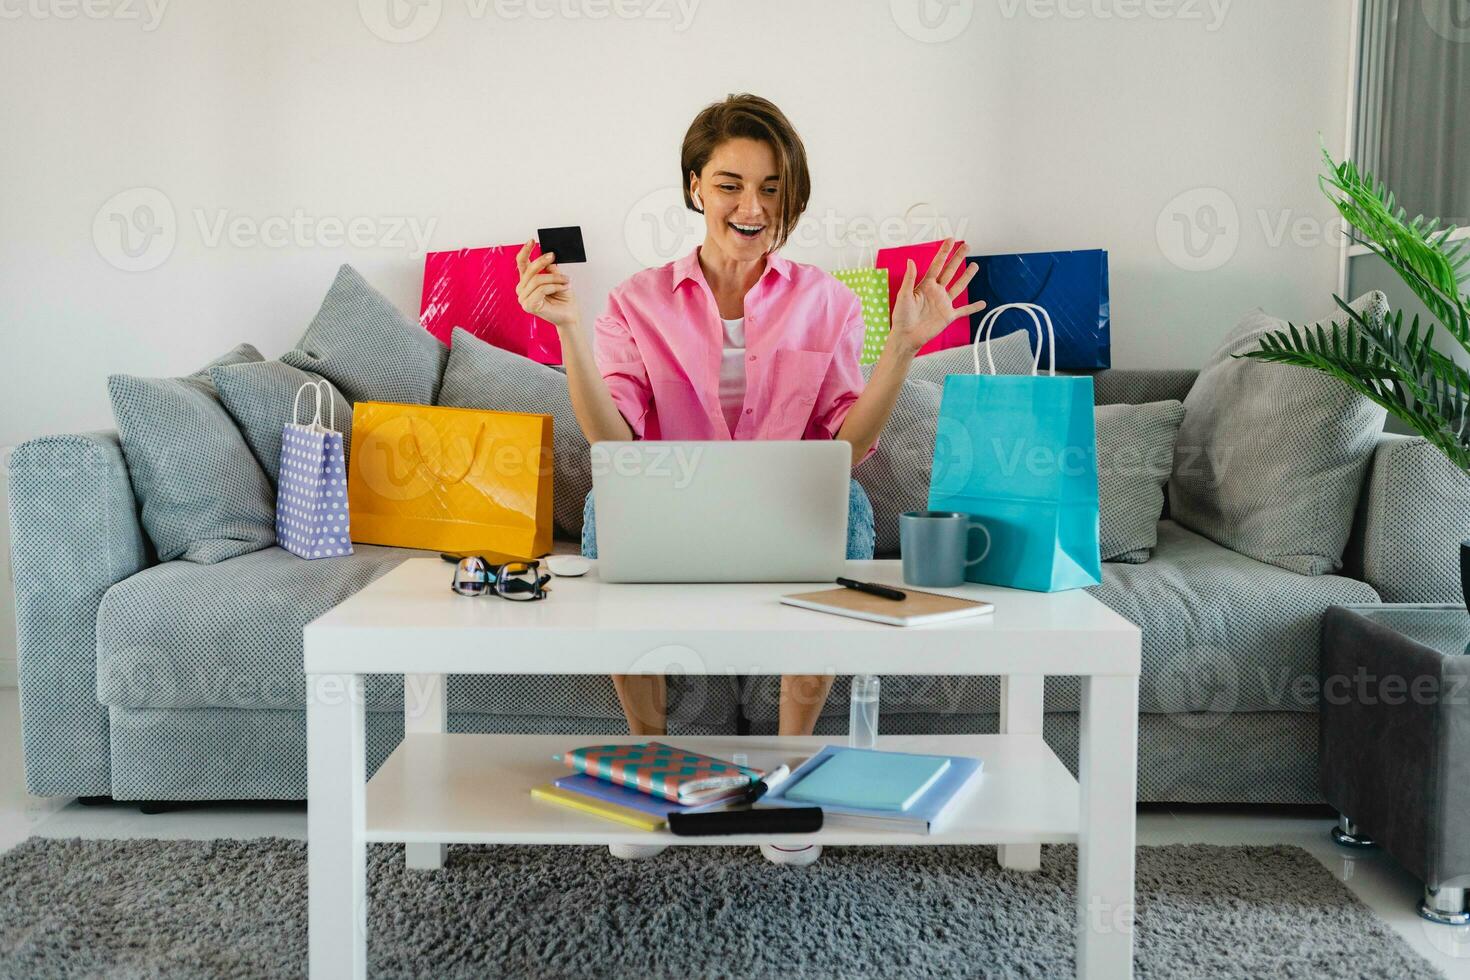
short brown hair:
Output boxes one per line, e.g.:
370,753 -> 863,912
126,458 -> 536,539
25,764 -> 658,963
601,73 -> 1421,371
680,94 -> 811,250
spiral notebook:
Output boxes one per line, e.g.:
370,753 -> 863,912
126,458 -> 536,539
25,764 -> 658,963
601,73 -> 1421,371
560,742 -> 760,804
780,587 -> 993,627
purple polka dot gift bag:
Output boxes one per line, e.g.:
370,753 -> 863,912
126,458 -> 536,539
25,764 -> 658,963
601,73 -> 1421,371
277,380 -> 353,560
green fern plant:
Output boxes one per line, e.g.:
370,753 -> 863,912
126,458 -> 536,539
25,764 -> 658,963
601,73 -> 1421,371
1239,149 -> 1470,473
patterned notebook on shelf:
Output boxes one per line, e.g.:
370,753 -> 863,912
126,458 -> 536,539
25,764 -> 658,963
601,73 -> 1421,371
562,742 -> 761,804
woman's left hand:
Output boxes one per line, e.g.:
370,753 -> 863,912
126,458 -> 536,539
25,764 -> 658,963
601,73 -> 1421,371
889,237 -> 987,356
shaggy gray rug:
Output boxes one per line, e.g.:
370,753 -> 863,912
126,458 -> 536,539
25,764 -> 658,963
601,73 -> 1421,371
0,838 -> 1442,979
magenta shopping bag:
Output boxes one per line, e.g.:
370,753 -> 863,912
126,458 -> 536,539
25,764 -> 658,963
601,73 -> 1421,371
420,244 -> 562,364
875,239 -> 971,356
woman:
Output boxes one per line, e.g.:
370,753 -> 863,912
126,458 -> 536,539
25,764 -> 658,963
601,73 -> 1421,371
516,93 -> 984,740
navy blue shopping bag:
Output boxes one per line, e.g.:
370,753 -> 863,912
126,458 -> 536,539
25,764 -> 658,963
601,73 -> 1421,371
966,249 -> 1110,369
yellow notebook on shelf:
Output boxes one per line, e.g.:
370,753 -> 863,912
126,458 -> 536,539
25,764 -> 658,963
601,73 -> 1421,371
530,784 -> 666,832
780,587 -> 993,627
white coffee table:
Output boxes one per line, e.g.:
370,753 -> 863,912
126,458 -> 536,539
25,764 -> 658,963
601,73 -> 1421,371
304,558 -> 1141,979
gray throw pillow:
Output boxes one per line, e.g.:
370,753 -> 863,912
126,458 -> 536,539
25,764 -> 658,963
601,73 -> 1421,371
211,360 -> 353,484
854,377 -> 946,557
862,328 -> 1035,384
190,343 -> 261,376
109,344 -> 276,564
1168,292 -> 1390,575
1096,400 -> 1185,563
281,264 -> 448,406
436,327 -> 589,539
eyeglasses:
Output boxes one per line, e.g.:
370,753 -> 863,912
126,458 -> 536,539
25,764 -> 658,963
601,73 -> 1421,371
449,556 -> 551,601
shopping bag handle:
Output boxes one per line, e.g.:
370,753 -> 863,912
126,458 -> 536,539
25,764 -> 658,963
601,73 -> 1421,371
972,303 -> 1057,377
842,224 -> 876,269
903,202 -> 941,244
404,421 -> 488,486
292,381 -> 320,430
291,379 -> 341,433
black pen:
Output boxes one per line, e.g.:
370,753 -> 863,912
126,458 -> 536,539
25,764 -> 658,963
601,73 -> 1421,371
835,577 -> 907,601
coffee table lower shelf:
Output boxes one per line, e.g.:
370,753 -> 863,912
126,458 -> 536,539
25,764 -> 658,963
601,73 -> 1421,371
363,732 -> 1079,847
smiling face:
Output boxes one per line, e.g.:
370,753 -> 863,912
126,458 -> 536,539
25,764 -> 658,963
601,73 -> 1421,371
690,137 -> 781,263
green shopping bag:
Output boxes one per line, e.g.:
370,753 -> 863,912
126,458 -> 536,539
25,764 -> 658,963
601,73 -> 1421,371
927,303 -> 1101,592
832,266 -> 891,366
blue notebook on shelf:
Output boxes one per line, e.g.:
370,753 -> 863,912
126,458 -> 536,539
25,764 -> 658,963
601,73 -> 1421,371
764,746 -> 983,834
784,749 -> 950,811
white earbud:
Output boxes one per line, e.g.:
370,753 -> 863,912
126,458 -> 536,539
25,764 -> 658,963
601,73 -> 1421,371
691,189 -> 704,212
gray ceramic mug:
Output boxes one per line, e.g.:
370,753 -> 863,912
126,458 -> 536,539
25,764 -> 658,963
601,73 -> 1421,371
898,511 -> 988,587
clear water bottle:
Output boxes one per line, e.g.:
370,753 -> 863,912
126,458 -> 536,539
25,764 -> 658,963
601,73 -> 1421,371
849,675 -> 880,749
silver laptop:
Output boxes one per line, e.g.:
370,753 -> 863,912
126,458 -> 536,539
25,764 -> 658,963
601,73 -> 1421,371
590,440 -> 850,583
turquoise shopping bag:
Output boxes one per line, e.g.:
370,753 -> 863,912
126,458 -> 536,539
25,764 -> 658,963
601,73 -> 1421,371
927,304 -> 1101,592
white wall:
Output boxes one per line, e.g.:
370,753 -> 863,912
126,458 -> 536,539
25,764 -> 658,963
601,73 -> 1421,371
0,0 -> 1354,453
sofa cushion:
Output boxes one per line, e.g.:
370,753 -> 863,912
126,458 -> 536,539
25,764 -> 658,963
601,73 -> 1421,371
281,264 -> 448,406
740,520 -> 1379,723
211,359 -> 353,484
1168,292 -> 1390,575
436,328 -> 589,540
1090,369 -> 1198,407
94,544 -> 736,727
108,344 -> 277,564
1095,400 -> 1184,563
1092,520 -> 1377,715
96,544 -> 424,710
853,378 -> 944,557
895,328 -> 1036,384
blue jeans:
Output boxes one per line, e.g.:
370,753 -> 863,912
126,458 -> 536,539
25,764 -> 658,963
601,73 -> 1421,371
581,479 -> 876,560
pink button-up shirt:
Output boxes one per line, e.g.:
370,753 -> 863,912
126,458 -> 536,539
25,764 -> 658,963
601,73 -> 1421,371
594,247 -> 872,459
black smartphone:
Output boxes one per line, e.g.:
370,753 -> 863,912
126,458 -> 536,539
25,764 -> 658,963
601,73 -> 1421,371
667,807 -> 824,837
536,225 -> 586,264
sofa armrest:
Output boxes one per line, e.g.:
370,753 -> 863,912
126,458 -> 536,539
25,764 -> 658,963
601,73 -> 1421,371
1346,433 -> 1470,603
7,431 -> 151,796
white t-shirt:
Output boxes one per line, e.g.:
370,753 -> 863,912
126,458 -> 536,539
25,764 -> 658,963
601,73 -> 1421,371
719,317 -> 747,435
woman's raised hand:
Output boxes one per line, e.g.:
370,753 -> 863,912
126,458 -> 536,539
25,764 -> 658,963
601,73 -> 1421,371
889,237 -> 987,355
516,240 -> 581,331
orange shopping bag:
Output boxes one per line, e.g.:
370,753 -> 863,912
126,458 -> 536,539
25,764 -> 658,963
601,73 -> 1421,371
347,402 -> 553,558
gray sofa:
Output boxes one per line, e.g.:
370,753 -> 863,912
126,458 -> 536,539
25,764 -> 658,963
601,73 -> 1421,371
11,367 -> 1468,806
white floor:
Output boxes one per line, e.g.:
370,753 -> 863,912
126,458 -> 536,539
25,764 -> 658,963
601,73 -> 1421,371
2,687 -> 1467,977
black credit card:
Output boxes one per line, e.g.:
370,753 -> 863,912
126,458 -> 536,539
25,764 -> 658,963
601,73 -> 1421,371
536,225 -> 586,264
